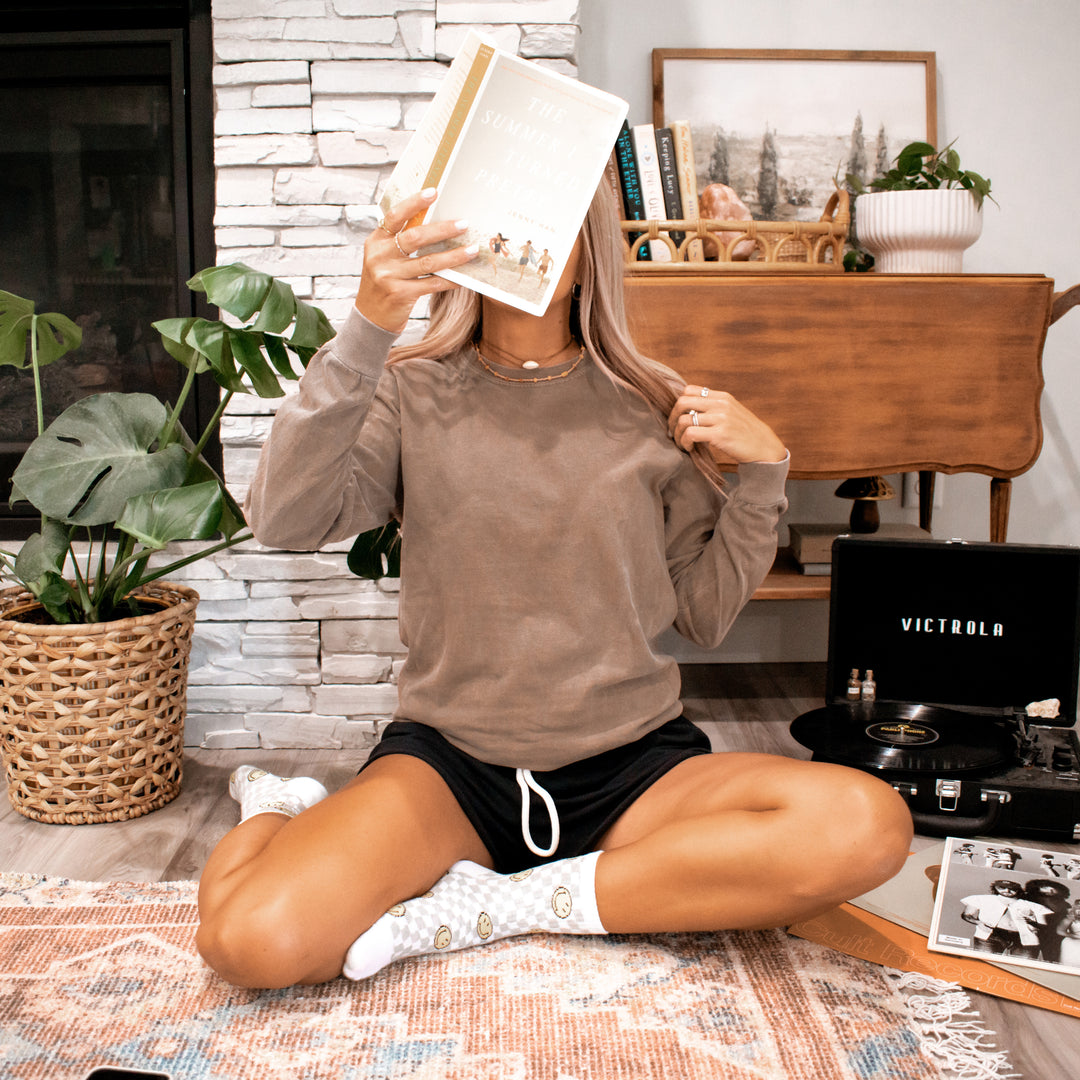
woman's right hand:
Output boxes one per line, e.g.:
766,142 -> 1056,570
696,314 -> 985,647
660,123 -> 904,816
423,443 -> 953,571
354,188 -> 478,333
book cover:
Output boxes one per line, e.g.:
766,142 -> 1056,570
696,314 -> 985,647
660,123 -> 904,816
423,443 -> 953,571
614,120 -> 649,261
928,837 -> 1080,979
381,31 -> 627,316
630,122 -> 672,262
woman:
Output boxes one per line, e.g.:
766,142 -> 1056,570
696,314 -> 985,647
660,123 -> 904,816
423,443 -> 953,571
196,183 -> 913,989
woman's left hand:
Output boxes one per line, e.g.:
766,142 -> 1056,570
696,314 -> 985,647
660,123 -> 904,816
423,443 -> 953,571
668,385 -> 787,464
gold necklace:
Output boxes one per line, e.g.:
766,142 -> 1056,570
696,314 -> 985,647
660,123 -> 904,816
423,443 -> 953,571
479,337 -> 574,368
474,345 -> 585,384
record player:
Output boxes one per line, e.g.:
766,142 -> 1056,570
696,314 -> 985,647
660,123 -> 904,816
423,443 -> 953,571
790,536 -> 1080,841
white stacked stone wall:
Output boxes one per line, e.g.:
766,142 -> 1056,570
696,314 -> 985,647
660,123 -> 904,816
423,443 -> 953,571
175,0 -> 581,748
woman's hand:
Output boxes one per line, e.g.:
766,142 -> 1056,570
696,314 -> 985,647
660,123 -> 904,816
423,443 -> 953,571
668,384 -> 787,464
354,188 -> 479,333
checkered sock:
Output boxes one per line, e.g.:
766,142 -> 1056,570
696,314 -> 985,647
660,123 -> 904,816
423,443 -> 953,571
342,851 -> 606,981
228,766 -> 328,822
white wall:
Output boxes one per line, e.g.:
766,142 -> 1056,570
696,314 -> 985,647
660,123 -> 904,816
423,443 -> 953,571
581,0 -> 1080,660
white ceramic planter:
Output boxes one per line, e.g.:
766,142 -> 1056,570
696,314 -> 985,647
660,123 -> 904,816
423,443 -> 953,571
856,188 -> 984,273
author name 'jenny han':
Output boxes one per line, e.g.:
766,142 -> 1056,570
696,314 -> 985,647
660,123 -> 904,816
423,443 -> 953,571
901,617 -> 1004,636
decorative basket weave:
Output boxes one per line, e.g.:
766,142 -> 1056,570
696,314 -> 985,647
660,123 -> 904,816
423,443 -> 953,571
0,582 -> 198,825
622,188 -> 849,272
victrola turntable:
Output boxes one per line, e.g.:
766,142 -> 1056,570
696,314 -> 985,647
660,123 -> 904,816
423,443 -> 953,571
790,536 -> 1080,841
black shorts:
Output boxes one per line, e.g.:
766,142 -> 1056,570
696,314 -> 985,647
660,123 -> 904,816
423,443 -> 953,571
360,716 -> 712,874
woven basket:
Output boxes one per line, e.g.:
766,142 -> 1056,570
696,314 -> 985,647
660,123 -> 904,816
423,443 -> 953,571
0,581 -> 198,825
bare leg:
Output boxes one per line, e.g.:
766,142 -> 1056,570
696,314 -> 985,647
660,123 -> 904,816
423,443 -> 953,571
196,755 -> 492,988
593,753 -> 913,931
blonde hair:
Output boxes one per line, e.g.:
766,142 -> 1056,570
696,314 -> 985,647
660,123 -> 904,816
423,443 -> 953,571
390,184 -> 726,490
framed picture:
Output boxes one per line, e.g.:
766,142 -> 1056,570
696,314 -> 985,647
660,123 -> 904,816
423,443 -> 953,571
653,49 -> 937,222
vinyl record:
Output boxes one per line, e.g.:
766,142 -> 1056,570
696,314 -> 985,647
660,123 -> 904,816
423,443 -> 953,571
789,702 -> 1015,773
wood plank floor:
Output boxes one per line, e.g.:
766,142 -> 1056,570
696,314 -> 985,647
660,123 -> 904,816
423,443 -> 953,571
2,661 -> 1077,1076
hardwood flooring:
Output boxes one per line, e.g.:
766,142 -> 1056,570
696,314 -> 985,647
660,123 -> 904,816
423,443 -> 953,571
2,661 -> 1076,1077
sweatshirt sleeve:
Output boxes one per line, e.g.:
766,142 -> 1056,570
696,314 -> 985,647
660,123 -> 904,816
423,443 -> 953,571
245,305 -> 404,550
664,454 -> 790,649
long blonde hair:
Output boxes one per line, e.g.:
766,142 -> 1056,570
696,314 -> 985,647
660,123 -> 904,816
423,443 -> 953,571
389,184 -> 726,490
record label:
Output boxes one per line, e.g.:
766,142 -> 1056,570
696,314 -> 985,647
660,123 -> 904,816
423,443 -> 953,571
866,722 -> 940,747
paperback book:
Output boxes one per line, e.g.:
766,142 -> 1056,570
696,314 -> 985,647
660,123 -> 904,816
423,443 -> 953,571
928,836 -> 1080,978
380,31 -> 628,316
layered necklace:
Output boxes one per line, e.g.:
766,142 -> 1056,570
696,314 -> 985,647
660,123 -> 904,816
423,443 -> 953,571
474,338 -> 585,384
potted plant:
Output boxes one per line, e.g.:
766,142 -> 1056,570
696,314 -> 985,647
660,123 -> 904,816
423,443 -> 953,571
847,140 -> 994,273
0,266 -> 333,823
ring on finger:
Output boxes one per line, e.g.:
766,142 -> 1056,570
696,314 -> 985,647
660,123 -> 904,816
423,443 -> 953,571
700,387 -> 710,398
394,232 -> 409,258
376,219 -> 396,237
689,409 -> 700,426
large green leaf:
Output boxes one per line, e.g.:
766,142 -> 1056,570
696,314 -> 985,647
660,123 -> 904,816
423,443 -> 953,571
12,520 -> 75,622
116,480 -> 226,548
348,521 -> 401,580
0,290 -> 82,370
189,263 -> 273,322
11,392 -> 189,525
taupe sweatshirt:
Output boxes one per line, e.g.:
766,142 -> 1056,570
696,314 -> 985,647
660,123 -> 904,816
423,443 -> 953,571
247,307 -> 789,770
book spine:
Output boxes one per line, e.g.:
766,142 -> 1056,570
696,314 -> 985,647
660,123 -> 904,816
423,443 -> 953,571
655,126 -> 685,252
670,120 -> 702,260
630,122 -> 671,262
614,120 -> 650,262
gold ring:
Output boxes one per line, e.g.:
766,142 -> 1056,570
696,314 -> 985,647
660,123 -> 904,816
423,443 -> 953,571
376,219 -> 395,236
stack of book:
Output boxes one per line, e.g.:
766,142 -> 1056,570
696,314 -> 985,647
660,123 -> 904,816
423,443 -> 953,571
789,840 -> 1080,1018
612,120 -> 700,263
787,521 -> 932,575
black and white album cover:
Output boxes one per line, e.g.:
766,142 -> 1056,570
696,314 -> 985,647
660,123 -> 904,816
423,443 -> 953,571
928,837 -> 1080,977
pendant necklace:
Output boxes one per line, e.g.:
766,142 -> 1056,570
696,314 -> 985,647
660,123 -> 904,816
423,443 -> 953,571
474,340 -> 584,383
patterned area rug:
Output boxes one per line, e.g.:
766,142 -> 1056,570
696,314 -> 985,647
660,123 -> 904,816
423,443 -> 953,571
0,874 -> 1017,1080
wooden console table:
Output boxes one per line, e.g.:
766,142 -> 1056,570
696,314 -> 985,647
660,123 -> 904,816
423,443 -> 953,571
626,272 -> 1078,548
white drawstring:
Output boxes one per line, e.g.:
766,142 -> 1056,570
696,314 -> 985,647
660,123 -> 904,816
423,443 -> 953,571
516,768 -> 560,858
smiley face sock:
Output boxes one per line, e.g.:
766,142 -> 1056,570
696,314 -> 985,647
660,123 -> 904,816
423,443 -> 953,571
343,851 -> 606,981
228,765 -> 328,822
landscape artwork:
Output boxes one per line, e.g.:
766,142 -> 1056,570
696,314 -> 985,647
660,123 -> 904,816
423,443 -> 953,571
655,50 -> 935,222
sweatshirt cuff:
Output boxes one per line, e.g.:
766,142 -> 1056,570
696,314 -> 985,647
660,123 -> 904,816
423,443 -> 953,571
328,304 -> 401,378
733,451 -> 790,505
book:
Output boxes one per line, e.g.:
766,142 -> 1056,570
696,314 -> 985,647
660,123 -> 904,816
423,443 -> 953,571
654,126 -> 685,251
630,122 -> 672,262
928,837 -> 1080,979
613,120 -> 650,261
787,521 -> 932,566
669,120 -> 702,260
380,31 -> 628,316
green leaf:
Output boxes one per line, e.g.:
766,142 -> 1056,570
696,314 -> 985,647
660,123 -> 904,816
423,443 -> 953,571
348,521 -> 401,580
0,290 -> 82,370
183,455 -> 247,540
189,263 -> 272,322
116,480 -> 225,548
13,519 -> 69,585
152,317 -> 211,374
249,277 -> 296,334
11,392 -> 189,525
291,297 -> 334,352
228,327 -> 284,397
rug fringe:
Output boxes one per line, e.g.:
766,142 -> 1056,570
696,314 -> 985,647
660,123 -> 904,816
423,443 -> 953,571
888,970 -> 1021,1079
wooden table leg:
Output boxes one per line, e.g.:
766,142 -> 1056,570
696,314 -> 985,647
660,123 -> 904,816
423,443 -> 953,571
918,471 -> 936,534
990,477 -> 1011,542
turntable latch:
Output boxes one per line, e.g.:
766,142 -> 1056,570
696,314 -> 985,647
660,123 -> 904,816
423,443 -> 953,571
935,779 -> 962,811
980,788 -> 1012,805
891,782 -> 918,797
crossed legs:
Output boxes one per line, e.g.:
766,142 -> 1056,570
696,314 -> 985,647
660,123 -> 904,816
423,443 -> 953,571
196,751 -> 912,988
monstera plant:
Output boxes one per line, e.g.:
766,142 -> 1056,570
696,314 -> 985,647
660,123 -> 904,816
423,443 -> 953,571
0,265 -> 334,624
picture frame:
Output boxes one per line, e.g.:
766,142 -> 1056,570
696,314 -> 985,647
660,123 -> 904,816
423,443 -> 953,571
652,49 -> 937,222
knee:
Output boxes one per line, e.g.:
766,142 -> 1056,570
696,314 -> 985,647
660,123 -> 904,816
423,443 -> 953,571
196,894 -> 315,989
796,766 -> 913,905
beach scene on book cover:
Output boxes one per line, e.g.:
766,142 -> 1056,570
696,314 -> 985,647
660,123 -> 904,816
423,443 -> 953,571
381,32 -> 627,316
928,836 -> 1080,978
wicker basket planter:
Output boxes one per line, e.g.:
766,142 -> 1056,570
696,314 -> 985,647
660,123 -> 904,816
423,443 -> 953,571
0,581 -> 198,825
